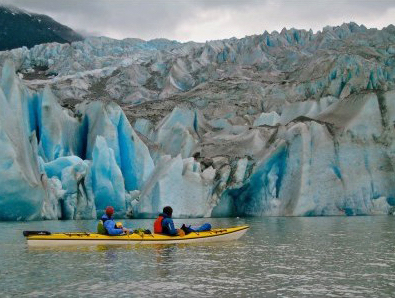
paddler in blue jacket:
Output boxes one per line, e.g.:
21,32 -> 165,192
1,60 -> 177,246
154,206 -> 180,235
153,206 -> 211,236
99,206 -> 131,235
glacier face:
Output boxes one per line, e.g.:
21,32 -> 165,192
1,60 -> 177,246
0,23 -> 395,220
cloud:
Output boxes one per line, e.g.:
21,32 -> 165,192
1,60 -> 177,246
1,0 -> 394,42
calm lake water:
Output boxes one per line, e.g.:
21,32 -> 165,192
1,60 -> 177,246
0,216 -> 394,297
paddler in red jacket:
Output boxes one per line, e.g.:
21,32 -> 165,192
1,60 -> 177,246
154,206 -> 184,236
153,206 -> 212,236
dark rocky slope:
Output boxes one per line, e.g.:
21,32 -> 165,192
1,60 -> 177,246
0,5 -> 83,51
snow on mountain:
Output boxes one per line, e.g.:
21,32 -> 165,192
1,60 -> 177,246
0,22 -> 395,220
0,5 -> 83,51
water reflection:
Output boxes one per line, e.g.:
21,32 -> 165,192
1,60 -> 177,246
153,245 -> 177,278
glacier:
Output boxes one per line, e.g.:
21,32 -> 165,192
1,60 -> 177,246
0,22 -> 395,220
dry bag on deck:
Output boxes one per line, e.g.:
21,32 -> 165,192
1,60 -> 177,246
97,220 -> 107,235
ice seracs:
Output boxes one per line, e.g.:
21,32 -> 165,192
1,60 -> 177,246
0,61 -> 155,220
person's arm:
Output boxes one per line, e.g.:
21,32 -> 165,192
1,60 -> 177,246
104,220 -> 124,235
163,218 -> 178,236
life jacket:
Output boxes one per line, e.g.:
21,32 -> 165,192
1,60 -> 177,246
154,215 -> 164,233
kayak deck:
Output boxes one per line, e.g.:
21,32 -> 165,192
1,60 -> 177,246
26,226 -> 249,246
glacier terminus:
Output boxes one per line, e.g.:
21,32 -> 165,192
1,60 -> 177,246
0,23 -> 395,220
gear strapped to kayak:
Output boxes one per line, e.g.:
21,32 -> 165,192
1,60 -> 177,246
97,220 -> 106,235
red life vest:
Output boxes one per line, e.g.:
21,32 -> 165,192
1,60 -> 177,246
154,216 -> 164,233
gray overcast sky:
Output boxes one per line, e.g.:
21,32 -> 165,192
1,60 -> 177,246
1,0 -> 394,42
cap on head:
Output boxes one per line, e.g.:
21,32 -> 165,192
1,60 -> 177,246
116,222 -> 123,229
106,206 -> 114,216
163,206 -> 173,217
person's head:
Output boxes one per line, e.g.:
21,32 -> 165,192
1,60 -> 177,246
163,206 -> 173,217
116,222 -> 123,229
106,206 -> 114,217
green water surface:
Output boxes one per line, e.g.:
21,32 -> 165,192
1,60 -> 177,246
0,216 -> 394,297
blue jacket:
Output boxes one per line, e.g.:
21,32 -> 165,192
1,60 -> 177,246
161,213 -> 178,236
101,214 -> 124,235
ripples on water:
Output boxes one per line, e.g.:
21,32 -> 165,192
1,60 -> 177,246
0,217 -> 394,297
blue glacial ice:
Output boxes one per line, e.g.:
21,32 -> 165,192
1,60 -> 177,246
133,154 -> 215,218
0,61 -> 45,220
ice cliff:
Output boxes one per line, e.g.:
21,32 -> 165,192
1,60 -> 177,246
1,22 -> 395,220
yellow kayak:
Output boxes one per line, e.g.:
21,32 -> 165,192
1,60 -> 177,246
24,226 -> 249,246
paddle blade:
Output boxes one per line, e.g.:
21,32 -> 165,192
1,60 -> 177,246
23,231 -> 51,237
